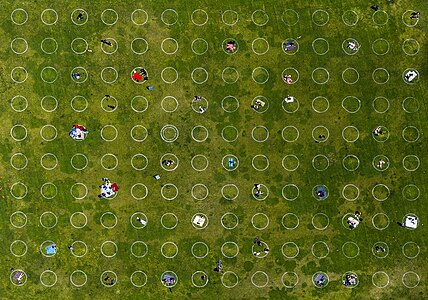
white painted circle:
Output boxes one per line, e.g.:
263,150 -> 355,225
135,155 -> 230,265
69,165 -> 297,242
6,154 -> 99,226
281,126 -> 299,142
251,96 -> 269,113
100,270 -> 118,287
130,154 -> 148,171
402,272 -> 420,288
191,38 -> 208,55
311,213 -> 330,230
372,184 -> 390,201
342,272 -> 359,288
161,9 -> 178,26
281,213 -> 300,230
160,242 -> 178,258
371,213 -> 390,230
130,271 -> 148,287
100,38 -> 118,54
402,38 -> 420,56
342,155 -> 360,171
282,9 -> 299,26
342,184 -> 360,201
221,271 -> 239,288
372,241 -> 389,259
251,271 -> 269,288
342,241 -> 360,258
40,182 -> 57,199
100,153 -> 118,170
10,269 -> 27,286
372,38 -> 390,55
312,272 -> 329,288
191,125 -> 209,142
191,9 -> 208,26
282,67 -> 300,83
251,213 -> 269,230
131,241 -> 148,258
312,9 -> 330,26
221,96 -> 239,113
71,9 -> 88,26
70,67 -> 88,83
40,124 -> 57,141
342,38 -> 360,55
101,67 -> 118,84
39,211 -> 58,229
41,38 -> 58,54
100,212 -> 118,229
372,271 -> 390,288
10,153 -> 28,170
402,68 -> 419,85
372,155 -> 390,171
100,241 -> 118,258
160,271 -> 178,288
372,97 -> 390,113
221,241 -> 239,258
70,270 -> 87,287
191,271 -> 208,288
402,126 -> 420,143
282,184 -> 300,201
372,10 -> 389,26
130,183 -> 148,200
160,96 -> 178,113
342,67 -> 359,84
191,184 -> 209,201
311,38 -> 329,55
402,155 -> 420,171
161,38 -> 179,55
160,124 -> 179,142
372,68 -> 390,84
221,184 -> 239,200
131,9 -> 148,25
342,10 -> 359,26
11,9 -> 28,25
342,126 -> 360,142
252,155 -> 269,171
161,67 -> 179,84
402,241 -> 420,259
71,96 -> 88,112
100,125 -> 118,142
160,153 -> 179,171
222,67 -> 239,84
40,270 -> 57,288
251,125 -> 269,142
312,96 -> 329,113
341,96 -> 361,113
281,272 -> 298,288
10,66 -> 28,83
402,184 -> 420,201
69,241 -> 88,257
70,38 -> 88,54
311,241 -> 330,259
160,183 -> 178,201
41,9 -> 58,26
160,213 -> 178,230
222,38 -> 239,54
221,213 -> 239,230
251,10 -> 269,26
70,153 -> 88,171
282,155 -> 299,172
222,154 -> 239,171
10,182 -> 28,199
311,67 -> 330,84
252,184 -> 269,201
282,97 -> 299,113
251,38 -> 269,55
10,240 -> 28,257
402,97 -> 419,113
281,242 -> 299,259
101,9 -> 118,26
10,211 -> 27,228
70,183 -> 88,200
40,153 -> 58,170
312,154 -> 329,171
10,38 -> 28,54
130,38 -> 149,55
312,125 -> 330,143
191,67 -> 208,84
69,212 -> 88,229
10,95 -> 28,112
221,10 -> 239,26
251,67 -> 269,84
41,96 -> 58,112
191,242 -> 209,259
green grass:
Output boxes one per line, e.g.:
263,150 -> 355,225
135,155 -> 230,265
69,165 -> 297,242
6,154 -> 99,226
0,0 -> 426,299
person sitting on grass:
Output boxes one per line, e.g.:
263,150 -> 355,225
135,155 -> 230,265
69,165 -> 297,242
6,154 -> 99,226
410,12 -> 420,19
226,41 -> 236,53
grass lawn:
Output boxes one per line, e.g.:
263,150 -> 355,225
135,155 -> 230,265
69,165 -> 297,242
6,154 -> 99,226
0,0 -> 426,299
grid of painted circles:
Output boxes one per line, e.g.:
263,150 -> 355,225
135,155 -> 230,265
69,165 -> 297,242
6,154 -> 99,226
10,66 -> 28,83
251,271 -> 269,288
10,240 -> 28,257
11,38 -> 28,54
191,184 -> 209,201
342,155 -> 360,171
372,242 -> 389,258
131,9 -> 148,25
100,241 -> 118,258
402,271 -> 420,288
191,67 -> 208,84
282,9 -> 299,26
342,67 -> 359,84
191,213 -> 208,229
191,271 -> 208,288
311,241 -> 330,259
251,213 -> 269,230
282,184 -> 300,201
402,68 -> 419,84
282,67 -> 299,83
191,9 -> 208,26
161,183 -> 179,200
281,213 -> 299,230
221,184 -> 239,200
311,38 -> 329,55
40,125 -> 58,141
71,67 -> 88,83
372,184 -> 390,201
161,38 -> 179,55
10,211 -> 27,228
161,242 -> 178,258
402,126 -> 420,143
100,96 -> 118,112
161,67 -> 178,84
372,68 -> 390,84
71,9 -> 88,25
100,270 -> 118,287
161,9 -> 178,26
131,38 -> 149,55
342,272 -> 359,288
372,271 -> 389,288
100,125 -> 118,142
101,67 -> 118,84
40,153 -> 58,170
70,183 -> 88,200
11,95 -> 28,112
41,9 -> 58,25
402,241 -> 420,259
160,124 -> 179,142
312,213 -> 330,230
342,10 -> 359,26
372,38 -> 390,55
130,212 -> 148,229
221,10 -> 239,26
402,155 -> 420,171
130,271 -> 148,287
251,10 -> 269,26
40,211 -> 58,229
191,154 -> 208,172
221,241 -> 239,258
160,153 -> 179,171
251,38 -> 269,55
70,212 -> 88,229
191,125 -> 208,142
131,241 -> 148,258
160,271 -> 178,288
281,272 -> 298,288
342,184 -> 359,201
10,153 -> 28,170
10,270 -> 27,286
371,213 -> 390,230
281,242 -> 299,259
40,182 -> 57,199
10,182 -> 28,199
311,67 -> 329,84
372,10 -> 389,26
312,9 -> 329,26
252,155 -> 269,171
11,8 -> 28,25
312,272 -> 329,288
101,38 -> 118,54
342,38 -> 360,55
221,212 -> 239,230
40,270 -> 58,288
101,9 -> 118,25
342,96 -> 361,113
41,96 -> 58,112
191,242 -> 209,258
402,39 -> 420,56
71,96 -> 88,112
131,183 -> 148,200
402,184 -> 420,201
160,213 -> 178,230
342,241 -> 360,258
100,212 -> 118,229
70,270 -> 87,287
71,38 -> 88,54
252,184 -> 269,201
251,125 -> 269,142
